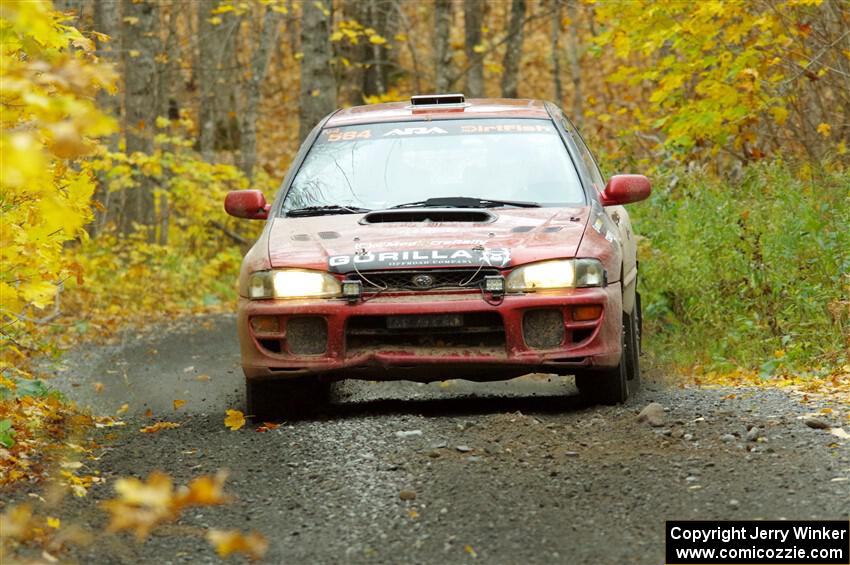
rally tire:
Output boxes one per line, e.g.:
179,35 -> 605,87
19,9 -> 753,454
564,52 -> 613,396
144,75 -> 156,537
576,327 -> 629,405
245,377 -> 331,422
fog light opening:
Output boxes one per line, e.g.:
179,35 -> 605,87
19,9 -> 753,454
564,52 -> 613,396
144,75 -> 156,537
572,305 -> 602,321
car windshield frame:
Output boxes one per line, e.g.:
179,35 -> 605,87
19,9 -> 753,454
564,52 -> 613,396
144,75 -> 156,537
277,117 -> 588,217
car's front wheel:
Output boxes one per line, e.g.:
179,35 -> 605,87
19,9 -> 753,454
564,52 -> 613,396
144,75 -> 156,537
576,323 -> 629,405
245,376 -> 331,422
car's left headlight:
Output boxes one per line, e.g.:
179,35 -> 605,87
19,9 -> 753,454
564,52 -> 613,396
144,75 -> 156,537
505,259 -> 605,292
244,269 -> 342,299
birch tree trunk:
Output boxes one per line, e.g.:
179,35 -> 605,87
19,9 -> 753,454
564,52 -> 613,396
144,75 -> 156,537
500,0 -> 526,98
120,0 -> 159,236
240,7 -> 281,181
551,0 -> 563,104
463,0 -> 484,97
197,0 -> 241,160
434,0 -> 452,92
566,0 -> 583,127
91,0 -> 121,235
299,1 -> 337,141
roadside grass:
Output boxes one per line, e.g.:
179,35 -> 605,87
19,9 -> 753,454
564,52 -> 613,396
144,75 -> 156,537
633,162 -> 849,393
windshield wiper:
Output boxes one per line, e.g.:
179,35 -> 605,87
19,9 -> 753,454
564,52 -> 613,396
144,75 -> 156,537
390,197 -> 541,209
286,205 -> 371,217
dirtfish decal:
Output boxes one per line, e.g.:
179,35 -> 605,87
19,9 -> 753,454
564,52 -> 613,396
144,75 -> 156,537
328,248 -> 511,273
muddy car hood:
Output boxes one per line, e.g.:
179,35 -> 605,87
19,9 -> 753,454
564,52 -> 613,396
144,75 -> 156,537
266,207 -> 590,272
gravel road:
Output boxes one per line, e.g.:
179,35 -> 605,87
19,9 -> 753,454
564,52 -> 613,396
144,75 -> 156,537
19,314 -> 850,563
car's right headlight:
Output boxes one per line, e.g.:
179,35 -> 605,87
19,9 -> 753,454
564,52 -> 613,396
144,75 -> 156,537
505,259 -> 605,292
243,269 -> 341,299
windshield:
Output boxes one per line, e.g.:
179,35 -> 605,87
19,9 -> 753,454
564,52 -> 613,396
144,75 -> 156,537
282,119 -> 585,213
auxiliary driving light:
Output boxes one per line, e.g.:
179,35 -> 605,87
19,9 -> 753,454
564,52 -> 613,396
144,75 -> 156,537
342,279 -> 363,302
483,275 -> 505,296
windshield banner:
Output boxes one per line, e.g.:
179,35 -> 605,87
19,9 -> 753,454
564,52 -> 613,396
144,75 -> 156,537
328,248 -> 511,273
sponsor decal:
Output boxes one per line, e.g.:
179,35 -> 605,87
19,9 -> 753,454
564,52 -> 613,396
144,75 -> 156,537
328,248 -> 511,273
382,126 -> 448,137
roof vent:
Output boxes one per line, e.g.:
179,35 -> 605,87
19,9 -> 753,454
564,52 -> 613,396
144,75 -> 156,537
410,93 -> 466,107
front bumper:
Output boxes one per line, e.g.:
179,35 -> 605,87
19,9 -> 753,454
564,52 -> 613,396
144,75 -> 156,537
237,287 -> 622,381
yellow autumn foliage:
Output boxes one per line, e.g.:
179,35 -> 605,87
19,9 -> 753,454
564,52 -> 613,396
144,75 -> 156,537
0,0 -> 115,360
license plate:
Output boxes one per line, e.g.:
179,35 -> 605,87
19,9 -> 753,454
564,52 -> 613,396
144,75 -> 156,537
386,314 -> 463,329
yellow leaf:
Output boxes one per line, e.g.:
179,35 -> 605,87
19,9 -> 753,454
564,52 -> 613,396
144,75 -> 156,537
770,106 -> 788,126
140,421 -> 180,433
196,374 -> 211,382
837,141 -> 847,155
173,399 -> 186,410
116,403 -> 129,415
465,544 -> 478,558
47,517 -> 60,529
816,122 -> 831,137
128,49 -> 140,58
207,529 -> 269,560
369,35 -> 387,45
224,409 -> 245,431
178,471 -> 231,506
208,16 -> 222,25
473,43 -> 486,54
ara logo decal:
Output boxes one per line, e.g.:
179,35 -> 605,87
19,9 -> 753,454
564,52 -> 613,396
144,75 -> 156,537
328,248 -> 511,273
382,127 -> 448,137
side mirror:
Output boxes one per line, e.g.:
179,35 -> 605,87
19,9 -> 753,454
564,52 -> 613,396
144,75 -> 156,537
224,190 -> 270,220
600,175 -> 651,206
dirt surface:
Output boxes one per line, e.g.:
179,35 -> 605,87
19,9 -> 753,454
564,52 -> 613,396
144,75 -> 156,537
15,314 -> 850,563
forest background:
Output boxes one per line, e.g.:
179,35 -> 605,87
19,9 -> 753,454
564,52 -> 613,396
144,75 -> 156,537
1,0 -> 848,521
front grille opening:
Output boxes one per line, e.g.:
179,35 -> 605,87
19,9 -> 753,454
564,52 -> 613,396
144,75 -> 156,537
346,312 -> 505,352
349,268 -> 499,292
523,309 -> 565,349
286,316 -> 328,355
258,338 -> 282,353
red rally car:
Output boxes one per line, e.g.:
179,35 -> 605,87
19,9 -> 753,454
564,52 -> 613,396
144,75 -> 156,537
224,94 -> 651,418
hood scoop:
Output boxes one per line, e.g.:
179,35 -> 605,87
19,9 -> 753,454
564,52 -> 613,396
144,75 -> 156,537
360,208 -> 495,224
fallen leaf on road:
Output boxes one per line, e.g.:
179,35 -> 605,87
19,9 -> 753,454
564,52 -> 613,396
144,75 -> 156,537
102,472 -> 174,539
178,471 -> 231,506
256,422 -> 280,433
93,382 -> 104,393
145,408 -> 153,418
183,366 -> 194,373
173,399 -> 186,410
830,427 -> 850,439
47,516 -> 60,529
207,529 -> 268,561
465,544 -> 478,558
196,374 -> 211,382
116,404 -> 129,415
407,508 -> 419,519
224,409 -> 245,431
140,422 -> 180,433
